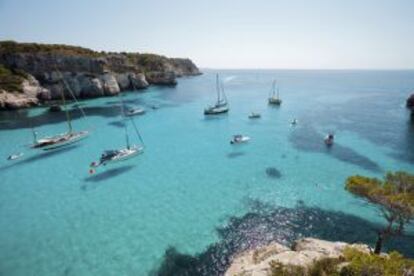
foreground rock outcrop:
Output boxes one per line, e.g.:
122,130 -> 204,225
225,238 -> 371,276
407,94 -> 414,109
0,41 -> 201,109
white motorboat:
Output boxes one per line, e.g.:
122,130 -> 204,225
126,107 -> 145,116
7,152 -> 24,160
248,112 -> 261,119
230,134 -> 251,144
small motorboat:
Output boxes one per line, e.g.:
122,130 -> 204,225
230,134 -> 250,144
290,118 -> 298,125
126,107 -> 145,116
7,152 -> 24,160
248,112 -> 261,119
324,134 -> 334,146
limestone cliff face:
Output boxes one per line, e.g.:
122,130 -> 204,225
0,41 -> 201,109
225,238 -> 371,276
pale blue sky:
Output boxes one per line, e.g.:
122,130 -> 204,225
0,0 -> 413,69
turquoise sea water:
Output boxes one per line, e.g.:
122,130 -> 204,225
0,70 -> 413,275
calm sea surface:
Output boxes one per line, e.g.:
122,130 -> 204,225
0,70 -> 413,275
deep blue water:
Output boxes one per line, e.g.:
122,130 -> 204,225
0,70 -> 413,276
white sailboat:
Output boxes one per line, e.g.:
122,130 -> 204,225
89,97 -> 144,172
268,80 -> 282,105
204,74 -> 229,115
31,74 -> 89,150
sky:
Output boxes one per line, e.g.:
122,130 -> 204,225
0,0 -> 413,69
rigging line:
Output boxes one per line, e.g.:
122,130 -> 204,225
118,94 -> 131,149
53,65 -> 93,131
129,117 -> 145,146
117,92 -> 145,147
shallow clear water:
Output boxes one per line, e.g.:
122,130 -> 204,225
0,70 -> 413,275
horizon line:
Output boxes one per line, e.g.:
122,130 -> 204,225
200,67 -> 414,71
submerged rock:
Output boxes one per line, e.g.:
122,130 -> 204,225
225,238 -> 371,276
407,94 -> 414,109
265,167 -> 282,178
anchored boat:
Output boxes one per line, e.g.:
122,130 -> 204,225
89,96 -> 144,173
125,107 -> 145,117
204,74 -> 229,115
248,112 -> 261,119
230,134 -> 250,144
31,72 -> 89,150
268,80 -> 282,105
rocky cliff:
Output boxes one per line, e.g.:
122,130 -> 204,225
225,238 -> 371,276
0,41 -> 201,109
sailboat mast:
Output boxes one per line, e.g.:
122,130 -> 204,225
216,74 -> 221,103
118,96 -> 131,149
60,87 -> 73,133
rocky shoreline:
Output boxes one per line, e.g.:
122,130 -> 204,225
225,238 -> 372,275
0,41 -> 201,110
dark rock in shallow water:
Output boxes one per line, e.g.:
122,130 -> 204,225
227,152 -> 245,159
407,94 -> 414,109
265,167 -> 282,178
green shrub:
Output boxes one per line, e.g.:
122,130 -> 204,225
268,248 -> 414,276
341,247 -> 414,276
0,65 -> 25,92
270,261 -> 306,276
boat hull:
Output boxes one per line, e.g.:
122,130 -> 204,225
268,98 -> 282,105
204,106 -> 229,115
33,131 -> 89,151
101,146 -> 144,166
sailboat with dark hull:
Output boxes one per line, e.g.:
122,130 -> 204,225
31,75 -> 89,150
204,74 -> 229,115
89,97 -> 144,171
268,80 -> 282,105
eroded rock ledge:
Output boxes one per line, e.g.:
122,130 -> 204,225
0,41 -> 201,110
225,238 -> 371,276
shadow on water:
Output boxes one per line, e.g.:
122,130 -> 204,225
151,200 -> 414,276
0,145 -> 80,172
108,120 -> 125,128
390,120 -> 414,163
265,167 -> 282,178
83,165 -> 135,184
226,152 -> 245,159
202,114 -> 229,122
290,125 -> 382,172
0,105 -> 121,130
